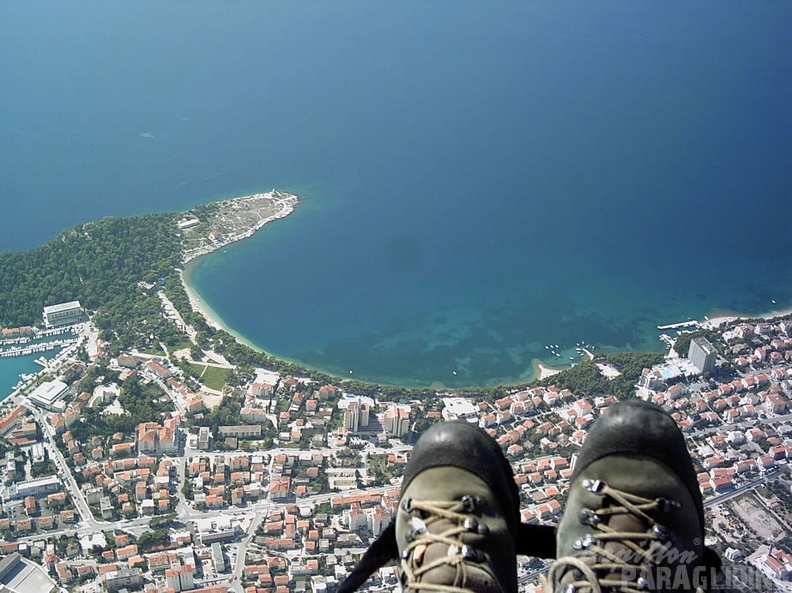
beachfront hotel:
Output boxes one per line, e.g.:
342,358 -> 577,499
42,300 -> 85,327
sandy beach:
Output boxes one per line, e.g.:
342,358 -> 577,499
701,306 -> 792,330
180,258 -> 283,357
180,268 -> 224,332
177,190 -> 300,344
536,361 -> 563,380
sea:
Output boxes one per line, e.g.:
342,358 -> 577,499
2,2 -> 791,391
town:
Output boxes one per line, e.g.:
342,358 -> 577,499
0,296 -> 790,593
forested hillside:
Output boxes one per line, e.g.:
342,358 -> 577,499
0,214 -> 182,348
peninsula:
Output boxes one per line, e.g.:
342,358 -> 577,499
177,190 -> 300,332
180,190 -> 299,264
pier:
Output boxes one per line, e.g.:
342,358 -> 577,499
656,320 -> 700,331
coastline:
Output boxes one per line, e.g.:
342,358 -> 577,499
179,190 -> 299,354
701,306 -> 792,330
176,190 -> 792,388
535,361 -> 563,381
180,280 -> 792,389
181,190 -> 300,264
180,266 -> 224,333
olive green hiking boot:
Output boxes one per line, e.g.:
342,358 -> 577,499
397,466 -> 514,593
395,421 -> 521,593
337,420 -> 556,593
548,400 -> 714,593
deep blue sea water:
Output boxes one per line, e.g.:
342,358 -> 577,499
2,2 -> 792,389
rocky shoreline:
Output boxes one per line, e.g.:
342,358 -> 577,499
180,190 -> 299,264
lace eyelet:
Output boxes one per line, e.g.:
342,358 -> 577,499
578,508 -> 601,526
582,479 -> 605,493
651,524 -> 670,541
460,494 -> 478,512
573,534 -> 595,550
460,545 -> 483,562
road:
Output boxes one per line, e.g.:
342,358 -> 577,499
694,413 -> 792,437
229,507 -> 265,593
703,468 -> 783,508
25,403 -> 100,531
7,329 -> 791,593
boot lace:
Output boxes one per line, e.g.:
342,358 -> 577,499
400,495 -> 493,593
545,479 -> 703,593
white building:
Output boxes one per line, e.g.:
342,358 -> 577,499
689,336 -> 717,374
339,394 -> 374,432
344,401 -> 370,432
8,475 -> 62,500
29,379 -> 69,411
218,425 -> 262,439
384,403 -> 410,437
177,217 -> 200,230
211,542 -> 226,572
442,397 -> 477,421
197,426 -> 211,451
101,568 -> 143,592
42,301 -> 85,327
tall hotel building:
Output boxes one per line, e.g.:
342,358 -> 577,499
688,336 -> 717,373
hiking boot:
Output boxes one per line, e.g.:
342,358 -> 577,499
338,420 -> 556,593
395,421 -> 521,593
548,400 -> 713,593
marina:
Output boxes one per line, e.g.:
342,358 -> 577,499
0,326 -> 79,358
0,326 -> 84,400
0,338 -> 77,358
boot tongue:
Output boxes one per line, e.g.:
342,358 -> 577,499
598,512 -> 652,585
411,518 -> 503,593
605,512 -> 648,556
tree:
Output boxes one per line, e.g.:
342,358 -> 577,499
136,529 -> 170,550
673,329 -> 720,358
182,479 -> 194,501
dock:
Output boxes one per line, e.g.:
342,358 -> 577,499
657,320 -> 700,331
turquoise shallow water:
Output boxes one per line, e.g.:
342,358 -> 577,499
0,354 -> 45,402
2,2 -> 792,388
